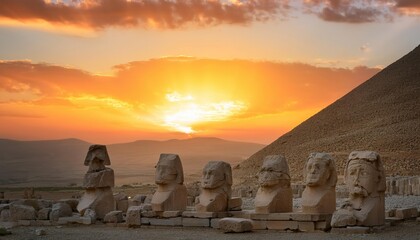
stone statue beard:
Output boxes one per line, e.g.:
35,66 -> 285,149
350,184 -> 369,197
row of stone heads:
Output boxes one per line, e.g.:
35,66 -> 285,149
82,145 -> 386,226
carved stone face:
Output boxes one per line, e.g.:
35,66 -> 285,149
258,158 -> 290,187
201,162 -> 227,189
88,158 -> 106,173
305,157 -> 330,187
346,160 -> 378,197
155,161 -> 178,185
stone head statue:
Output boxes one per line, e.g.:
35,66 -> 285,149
258,155 -> 290,188
155,154 -> 184,185
196,161 -> 233,212
344,151 -> 385,197
331,151 -> 386,227
84,145 -> 110,172
254,155 -> 293,213
201,161 -> 232,194
304,153 -> 337,188
151,153 -> 187,212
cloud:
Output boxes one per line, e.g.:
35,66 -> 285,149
0,58 -> 380,137
303,0 -> 420,23
0,0 -> 287,30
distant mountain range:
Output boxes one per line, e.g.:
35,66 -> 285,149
235,45 -> 420,185
0,137 -> 265,187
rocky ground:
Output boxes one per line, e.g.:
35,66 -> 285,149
2,221 -> 420,240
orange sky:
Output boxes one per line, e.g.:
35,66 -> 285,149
0,0 -> 419,144
0,58 -> 379,144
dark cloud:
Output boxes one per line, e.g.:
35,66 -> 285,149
0,0 -> 287,29
303,0 -> 395,23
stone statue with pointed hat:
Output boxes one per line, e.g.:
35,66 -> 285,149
77,145 -> 115,219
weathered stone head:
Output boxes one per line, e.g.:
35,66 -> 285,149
345,151 -> 385,198
258,155 -> 290,188
331,151 -> 386,227
201,161 -> 232,194
151,154 -> 187,212
254,155 -> 293,213
196,161 -> 233,212
84,145 -> 110,172
301,152 -> 337,214
304,153 -> 337,188
155,154 -> 184,185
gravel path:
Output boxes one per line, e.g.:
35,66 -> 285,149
3,221 -> 420,240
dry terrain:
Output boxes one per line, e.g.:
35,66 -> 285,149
235,45 -> 420,186
3,221 -> 420,240
0,137 -> 264,187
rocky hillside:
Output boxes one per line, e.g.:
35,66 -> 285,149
234,45 -> 420,185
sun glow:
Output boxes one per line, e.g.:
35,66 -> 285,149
162,92 -> 247,134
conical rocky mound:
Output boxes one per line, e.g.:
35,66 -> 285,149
235,45 -> 420,185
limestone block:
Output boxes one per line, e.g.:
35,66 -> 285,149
126,206 -> 141,227
331,209 -> 356,227
219,218 -> 252,233
290,213 -> 331,222
385,209 -> 395,218
162,211 -> 183,218
228,197 -> 242,211
182,218 -> 210,227
386,217 -> 403,226
77,187 -> 115,219
210,218 -> 221,229
49,203 -> 72,222
148,217 -> 182,226
229,210 -> 251,219
12,199 -> 41,211
83,209 -> 97,224
266,220 -> 298,230
182,211 -> 230,218
37,208 -> 51,220
266,213 -> 292,221
10,204 -> 36,221
251,220 -> 267,230
104,210 -> 123,223
0,209 -> 11,222
315,221 -> 330,231
83,168 -> 114,188
141,211 -> 157,218
141,217 -> 150,225
298,221 -> 315,232
116,200 -> 128,212
59,199 -> 79,212
37,200 -> 53,210
331,226 -> 371,234
395,208 -> 418,219
113,192 -> 128,202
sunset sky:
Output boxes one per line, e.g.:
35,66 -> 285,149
0,0 -> 419,144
